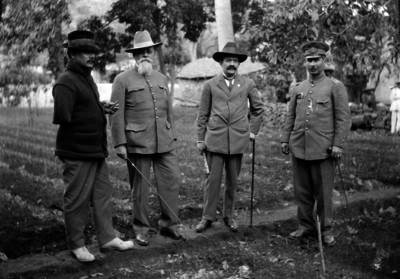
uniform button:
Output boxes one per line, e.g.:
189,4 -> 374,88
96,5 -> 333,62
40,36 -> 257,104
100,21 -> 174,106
155,108 -> 158,111
307,112 -> 310,115
308,98 -> 311,101
156,116 -> 159,119
152,92 -> 155,95
154,100 -> 156,103
306,119 -> 309,122
305,127 -> 308,130
311,85 -> 315,87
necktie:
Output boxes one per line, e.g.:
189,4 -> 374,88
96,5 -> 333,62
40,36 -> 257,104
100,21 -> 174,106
226,78 -> 233,91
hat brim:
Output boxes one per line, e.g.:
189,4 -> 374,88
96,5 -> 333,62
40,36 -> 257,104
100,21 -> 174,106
305,54 -> 325,59
125,42 -> 162,53
212,52 -> 247,63
63,41 -> 100,53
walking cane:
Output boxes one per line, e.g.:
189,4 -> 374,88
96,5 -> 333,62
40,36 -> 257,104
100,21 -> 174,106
125,157 -> 183,226
328,148 -> 357,234
250,138 -> 255,227
335,158 -> 358,234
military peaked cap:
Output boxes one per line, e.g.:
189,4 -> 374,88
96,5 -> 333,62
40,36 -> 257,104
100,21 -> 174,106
301,41 -> 330,58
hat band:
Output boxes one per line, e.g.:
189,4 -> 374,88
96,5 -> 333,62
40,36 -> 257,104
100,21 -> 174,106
133,41 -> 156,49
68,38 -> 96,48
304,47 -> 326,57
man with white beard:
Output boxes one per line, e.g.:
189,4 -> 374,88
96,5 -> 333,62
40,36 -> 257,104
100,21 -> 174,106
110,30 -> 183,246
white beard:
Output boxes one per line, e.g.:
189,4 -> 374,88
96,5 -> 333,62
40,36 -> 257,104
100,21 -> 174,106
137,61 -> 153,76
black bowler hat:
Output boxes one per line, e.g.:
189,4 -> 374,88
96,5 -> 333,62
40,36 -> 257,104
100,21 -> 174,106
62,30 -> 100,53
212,42 -> 248,63
301,41 -> 330,58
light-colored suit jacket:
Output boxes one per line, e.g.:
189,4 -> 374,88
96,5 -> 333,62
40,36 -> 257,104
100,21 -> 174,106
110,68 -> 176,154
197,73 -> 265,154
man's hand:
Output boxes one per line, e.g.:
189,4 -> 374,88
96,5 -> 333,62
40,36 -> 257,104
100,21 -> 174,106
328,146 -> 343,160
103,101 -> 119,114
281,142 -> 290,155
197,142 -> 206,155
115,144 -> 127,160
250,132 -> 255,141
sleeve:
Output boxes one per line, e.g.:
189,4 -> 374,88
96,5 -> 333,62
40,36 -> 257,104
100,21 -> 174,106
165,76 -> 178,140
197,82 -> 212,142
248,80 -> 265,135
280,87 -> 297,143
109,75 -> 127,147
52,84 -> 76,124
332,81 -> 352,148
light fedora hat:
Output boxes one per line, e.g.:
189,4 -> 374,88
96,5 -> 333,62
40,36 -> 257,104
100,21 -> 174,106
125,30 -> 162,53
62,30 -> 100,53
212,42 -> 248,63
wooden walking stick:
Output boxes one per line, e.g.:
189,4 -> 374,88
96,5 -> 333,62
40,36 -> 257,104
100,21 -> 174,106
250,139 -> 255,227
316,215 -> 326,275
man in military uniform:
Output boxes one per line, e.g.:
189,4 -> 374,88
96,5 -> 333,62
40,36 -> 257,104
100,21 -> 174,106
281,41 -> 351,246
110,30 -> 183,246
323,62 -> 336,79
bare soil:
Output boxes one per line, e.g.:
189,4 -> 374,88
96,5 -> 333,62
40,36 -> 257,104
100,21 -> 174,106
1,188 -> 399,279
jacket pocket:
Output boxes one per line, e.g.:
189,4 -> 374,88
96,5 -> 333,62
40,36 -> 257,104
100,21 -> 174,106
127,86 -> 147,104
316,98 -> 331,112
126,123 -> 147,132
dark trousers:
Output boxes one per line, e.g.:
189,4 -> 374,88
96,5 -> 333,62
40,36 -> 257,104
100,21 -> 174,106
292,156 -> 334,234
202,151 -> 243,221
127,151 -> 180,235
60,157 -> 115,249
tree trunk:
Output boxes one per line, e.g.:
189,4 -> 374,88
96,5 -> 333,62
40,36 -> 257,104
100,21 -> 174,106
215,0 -> 235,50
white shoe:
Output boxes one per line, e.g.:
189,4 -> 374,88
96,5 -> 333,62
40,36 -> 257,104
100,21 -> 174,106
71,247 -> 95,262
101,237 -> 134,251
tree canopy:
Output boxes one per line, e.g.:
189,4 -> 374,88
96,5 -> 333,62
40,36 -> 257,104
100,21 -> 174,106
242,0 -> 400,102
0,0 -> 70,81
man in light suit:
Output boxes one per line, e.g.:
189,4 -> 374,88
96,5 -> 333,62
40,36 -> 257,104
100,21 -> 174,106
281,41 -> 351,246
195,42 -> 265,233
110,30 -> 183,246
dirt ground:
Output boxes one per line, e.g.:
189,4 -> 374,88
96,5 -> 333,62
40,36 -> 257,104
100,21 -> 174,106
1,187 -> 399,279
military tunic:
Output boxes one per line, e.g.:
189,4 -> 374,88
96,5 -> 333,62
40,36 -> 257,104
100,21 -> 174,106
281,72 -> 351,234
110,68 -> 180,235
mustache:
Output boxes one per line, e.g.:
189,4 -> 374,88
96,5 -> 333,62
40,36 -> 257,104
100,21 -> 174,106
138,58 -> 153,63
227,66 -> 237,70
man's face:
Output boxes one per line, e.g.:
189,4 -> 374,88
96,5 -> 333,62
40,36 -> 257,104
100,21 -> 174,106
134,47 -> 155,64
305,56 -> 325,76
73,51 -> 96,69
134,47 -> 155,76
221,56 -> 239,78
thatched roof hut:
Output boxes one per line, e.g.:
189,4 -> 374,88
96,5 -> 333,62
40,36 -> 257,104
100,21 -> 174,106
174,58 -> 267,105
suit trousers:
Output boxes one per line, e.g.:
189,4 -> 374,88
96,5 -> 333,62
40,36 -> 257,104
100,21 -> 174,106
60,157 -> 115,249
292,156 -> 334,235
127,151 -> 180,235
202,151 -> 243,221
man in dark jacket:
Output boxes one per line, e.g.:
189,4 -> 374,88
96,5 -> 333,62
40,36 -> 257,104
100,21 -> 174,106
195,42 -> 265,233
110,30 -> 183,246
53,30 -> 134,262
281,41 -> 351,246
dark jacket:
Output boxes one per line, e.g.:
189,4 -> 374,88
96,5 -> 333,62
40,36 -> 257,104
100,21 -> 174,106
281,73 -> 351,160
52,61 -> 108,159
197,74 -> 265,154
110,68 -> 176,154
